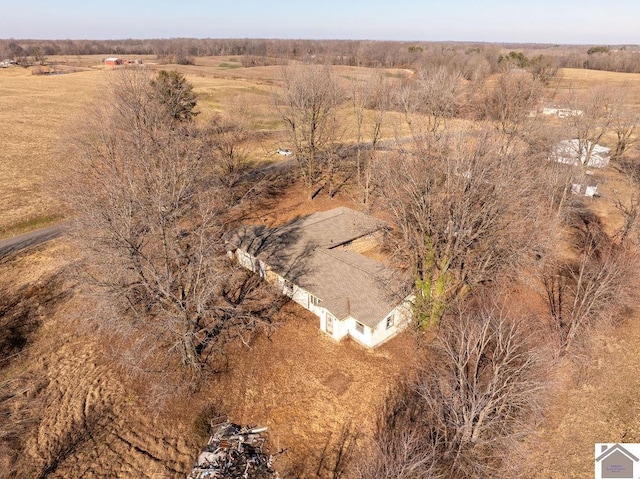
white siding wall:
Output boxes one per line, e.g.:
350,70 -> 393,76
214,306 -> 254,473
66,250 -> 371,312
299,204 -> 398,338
292,285 -> 310,309
234,248 -> 414,348
348,317 -> 372,347
321,307 -> 412,348
368,309 -> 404,347
333,317 -> 350,340
319,310 -> 350,341
358,296 -> 414,348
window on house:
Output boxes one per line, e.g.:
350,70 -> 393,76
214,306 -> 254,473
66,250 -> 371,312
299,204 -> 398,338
310,295 -> 321,306
386,313 -> 395,330
355,321 -> 365,334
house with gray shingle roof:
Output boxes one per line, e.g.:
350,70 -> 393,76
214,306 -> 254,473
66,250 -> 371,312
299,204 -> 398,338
226,207 -> 413,348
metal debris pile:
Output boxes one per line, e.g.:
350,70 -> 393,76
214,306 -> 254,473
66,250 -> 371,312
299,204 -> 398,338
187,421 -> 279,479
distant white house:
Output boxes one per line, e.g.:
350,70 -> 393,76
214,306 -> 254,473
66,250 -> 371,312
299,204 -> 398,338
571,172 -> 599,198
541,107 -> 583,118
226,207 -> 413,348
550,139 -> 611,169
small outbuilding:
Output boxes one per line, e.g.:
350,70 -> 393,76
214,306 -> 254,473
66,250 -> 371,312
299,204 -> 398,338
541,107 -> 583,118
571,172 -> 599,198
550,139 -> 611,169
104,57 -> 123,66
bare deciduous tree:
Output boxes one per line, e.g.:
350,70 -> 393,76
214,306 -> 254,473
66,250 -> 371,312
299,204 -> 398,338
393,66 -> 462,152
382,129 -> 547,326
356,382 -> 442,479
567,86 -> 615,167
62,69 -> 277,375
614,157 -> 640,246
350,71 -> 389,205
610,87 -> 639,161
484,69 -> 542,142
542,215 -> 636,352
528,54 -> 559,86
416,66 -> 462,134
206,102 -> 254,202
358,305 -> 549,479
419,307 -> 548,478
275,64 -> 344,199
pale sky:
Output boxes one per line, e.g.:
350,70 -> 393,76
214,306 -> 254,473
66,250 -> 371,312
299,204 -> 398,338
1,0 -> 639,44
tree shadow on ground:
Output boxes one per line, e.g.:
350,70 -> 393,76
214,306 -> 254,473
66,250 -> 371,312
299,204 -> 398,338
0,270 -> 72,369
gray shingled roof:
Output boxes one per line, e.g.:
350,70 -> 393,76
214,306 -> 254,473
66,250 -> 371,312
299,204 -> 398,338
227,207 -> 401,327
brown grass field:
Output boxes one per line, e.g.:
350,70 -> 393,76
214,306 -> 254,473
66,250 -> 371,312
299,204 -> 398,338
1,57 -> 640,477
558,67 -> 640,92
0,67 -> 99,236
0,56 -> 284,236
0,55 -> 412,236
2,61 -> 636,238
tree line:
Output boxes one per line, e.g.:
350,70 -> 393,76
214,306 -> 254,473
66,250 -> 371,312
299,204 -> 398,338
3,37 -> 640,73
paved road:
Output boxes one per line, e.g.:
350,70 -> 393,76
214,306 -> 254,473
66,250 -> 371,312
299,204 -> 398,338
0,224 -> 66,259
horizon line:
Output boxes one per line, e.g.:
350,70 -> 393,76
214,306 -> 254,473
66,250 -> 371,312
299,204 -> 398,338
2,37 -> 639,48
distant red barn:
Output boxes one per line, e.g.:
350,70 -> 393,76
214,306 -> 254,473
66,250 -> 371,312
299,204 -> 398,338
104,57 -> 123,66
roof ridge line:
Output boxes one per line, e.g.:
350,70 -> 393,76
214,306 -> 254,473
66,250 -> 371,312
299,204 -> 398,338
296,209 -> 346,230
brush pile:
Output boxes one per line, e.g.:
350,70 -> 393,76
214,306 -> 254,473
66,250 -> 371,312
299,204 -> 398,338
187,421 -> 279,479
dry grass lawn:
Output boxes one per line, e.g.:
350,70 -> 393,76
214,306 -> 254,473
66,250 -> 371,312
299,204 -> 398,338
0,58 -> 285,237
0,241 -> 199,478
558,67 -> 640,92
209,302 -> 415,477
523,317 -> 640,479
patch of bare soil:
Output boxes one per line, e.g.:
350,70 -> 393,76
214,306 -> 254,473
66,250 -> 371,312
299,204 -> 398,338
522,315 -> 640,478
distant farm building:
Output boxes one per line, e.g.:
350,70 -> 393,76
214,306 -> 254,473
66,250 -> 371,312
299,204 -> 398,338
550,139 -> 611,169
541,107 -> 583,118
571,172 -> 599,198
104,57 -> 124,66
226,207 -> 413,349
